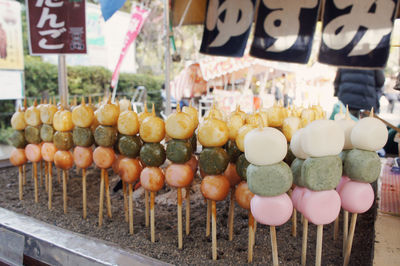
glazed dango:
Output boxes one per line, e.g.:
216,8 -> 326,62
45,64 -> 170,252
11,107 -> 26,130
72,97 -> 95,128
139,105 -> 165,143
96,98 -> 119,126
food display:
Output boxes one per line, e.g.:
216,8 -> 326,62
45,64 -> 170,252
165,104 -> 195,248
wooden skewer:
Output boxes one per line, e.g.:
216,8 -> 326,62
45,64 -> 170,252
57,167 -> 61,184
343,210 -> 349,255
315,225 -> 323,266
270,226 -> 279,266
185,187 -> 190,236
48,162 -> 52,210
123,181 -> 128,222
63,170 -> 67,214
150,191 -> 155,242
129,184 -> 134,234
98,169 -> 105,227
44,161 -> 48,192
248,211 -> 254,263
211,200 -> 217,260
104,170 -> 112,218
206,199 -> 211,237
253,219 -> 256,248
23,164 -> 26,185
301,218 -> 308,266
18,166 -> 23,200
40,160 -> 43,187
333,216 -> 339,241
82,168 -> 87,219
177,188 -> 183,249
228,187 -> 235,241
33,162 -> 38,203
343,213 -> 358,266
292,208 -> 297,237
145,189 -> 150,227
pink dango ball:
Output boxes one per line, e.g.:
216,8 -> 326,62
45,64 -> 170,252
339,181 -> 374,214
25,144 -> 42,163
336,176 -> 351,193
250,193 -> 293,226
291,186 -> 306,212
301,188 -> 341,225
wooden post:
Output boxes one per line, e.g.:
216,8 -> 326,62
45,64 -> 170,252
211,200 -> 217,260
301,219 -> 308,266
206,199 -> 211,237
98,169 -> 105,227
145,190 -> 150,227
129,184 -> 134,234
177,188 -> 183,249
343,213 -> 358,266
33,162 -> 38,203
18,166 -> 23,200
62,170 -> 67,214
316,225 -> 323,266
123,181 -> 128,222
104,170 -> 112,218
150,191 -> 155,242
48,162 -> 52,210
82,168 -> 87,219
228,187 -> 235,241
185,187 -> 190,236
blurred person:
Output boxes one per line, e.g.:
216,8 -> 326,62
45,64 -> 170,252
334,68 -> 385,117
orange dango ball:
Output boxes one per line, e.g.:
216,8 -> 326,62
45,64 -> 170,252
93,146 -> 115,169
224,163 -> 241,187
54,150 -> 74,170
201,175 -> 230,201
119,158 -> 142,184
41,142 -> 57,162
25,144 -> 42,162
73,146 -> 93,169
165,164 -> 194,188
140,167 -> 165,192
10,148 -> 27,166
185,155 -> 198,172
234,181 -> 254,210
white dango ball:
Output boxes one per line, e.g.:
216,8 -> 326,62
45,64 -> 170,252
351,117 -> 388,152
335,118 -> 356,150
301,120 -> 344,157
244,127 -> 287,166
289,128 -> 308,159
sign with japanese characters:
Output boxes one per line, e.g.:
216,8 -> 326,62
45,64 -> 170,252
318,0 -> 398,68
200,0 -> 256,57
26,0 -> 86,55
0,0 -> 24,70
250,0 -> 321,64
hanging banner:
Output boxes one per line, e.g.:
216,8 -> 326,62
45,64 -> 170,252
318,0 -> 398,68
99,0 -> 127,21
111,5 -> 150,88
0,0 -> 24,70
250,0 -> 321,64
26,0 -> 86,55
200,0 -> 256,57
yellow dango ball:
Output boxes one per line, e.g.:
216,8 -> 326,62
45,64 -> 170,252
11,107 -> 26,130
119,97 -> 131,112
24,100 -> 41,127
198,115 -> 229,147
258,109 -> 269,127
182,102 -> 199,129
266,103 -> 284,127
139,105 -> 165,143
96,98 -> 119,126
246,112 -> 262,127
301,107 -> 316,127
282,114 -> 301,142
312,104 -> 325,120
235,124 -> 256,152
166,103 -> 195,140
40,98 -> 58,124
53,107 -> 74,132
205,102 -> 224,121
138,102 -> 152,125
72,97 -> 95,128
227,109 -> 245,140
117,105 -> 139,135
